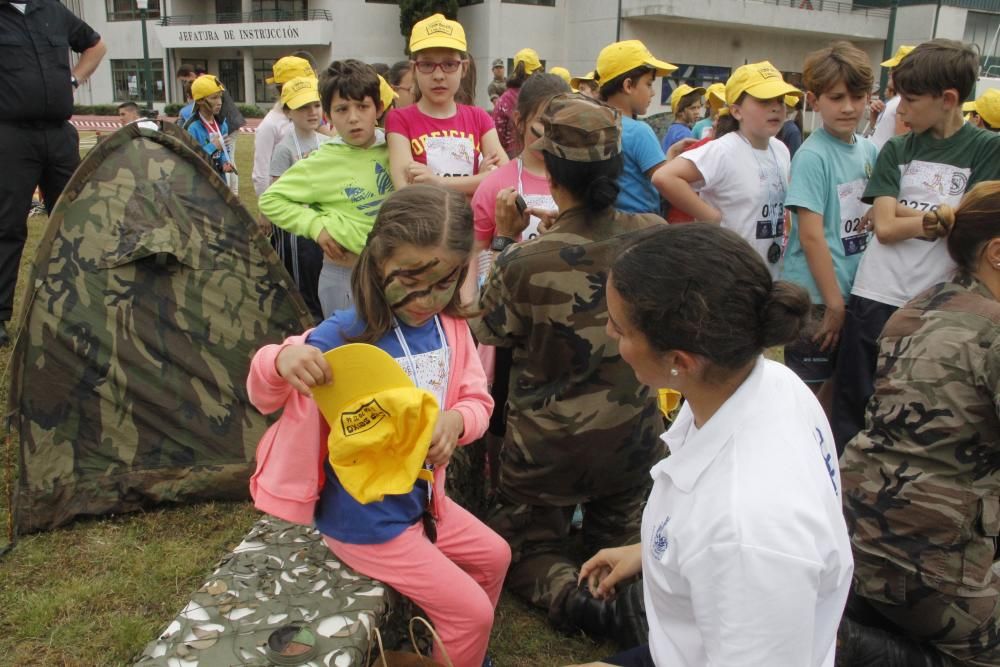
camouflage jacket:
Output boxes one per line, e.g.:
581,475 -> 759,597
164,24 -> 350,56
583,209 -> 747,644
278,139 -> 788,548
842,275 -> 1000,593
470,206 -> 666,506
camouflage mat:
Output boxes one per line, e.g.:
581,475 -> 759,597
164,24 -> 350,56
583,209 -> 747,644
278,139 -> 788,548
135,516 -> 415,667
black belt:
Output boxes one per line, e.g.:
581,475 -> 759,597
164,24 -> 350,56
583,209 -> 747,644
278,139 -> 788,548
0,118 -> 68,130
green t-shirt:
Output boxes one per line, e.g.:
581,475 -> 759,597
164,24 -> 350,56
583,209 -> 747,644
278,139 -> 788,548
783,128 -> 878,303
852,123 -> 1000,307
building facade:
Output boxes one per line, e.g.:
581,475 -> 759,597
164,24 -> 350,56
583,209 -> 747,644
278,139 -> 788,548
72,1 -> 999,116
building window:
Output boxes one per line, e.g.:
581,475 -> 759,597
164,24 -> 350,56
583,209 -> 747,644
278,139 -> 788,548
254,58 -> 279,105
965,11 -> 1000,62
219,60 -> 245,104
252,0 -> 308,19
105,0 -> 160,21
111,59 -> 166,102
660,64 -> 731,106
500,0 -> 556,5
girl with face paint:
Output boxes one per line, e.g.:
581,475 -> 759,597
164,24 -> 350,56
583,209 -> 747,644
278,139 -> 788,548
249,184 -> 509,667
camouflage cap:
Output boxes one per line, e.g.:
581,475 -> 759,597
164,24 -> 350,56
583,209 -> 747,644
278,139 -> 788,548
529,93 -> 622,162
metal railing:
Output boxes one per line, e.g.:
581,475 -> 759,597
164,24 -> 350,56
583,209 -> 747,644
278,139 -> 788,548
159,9 -> 332,26
626,0 -> 891,18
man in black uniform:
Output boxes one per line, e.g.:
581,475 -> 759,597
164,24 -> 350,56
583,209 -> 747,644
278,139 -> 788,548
0,0 -> 105,345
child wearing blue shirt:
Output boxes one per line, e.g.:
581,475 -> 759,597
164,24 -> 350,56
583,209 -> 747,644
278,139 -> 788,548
595,40 -> 675,214
782,42 -> 878,413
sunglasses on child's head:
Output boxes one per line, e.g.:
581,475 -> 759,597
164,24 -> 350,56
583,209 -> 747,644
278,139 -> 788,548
413,60 -> 464,74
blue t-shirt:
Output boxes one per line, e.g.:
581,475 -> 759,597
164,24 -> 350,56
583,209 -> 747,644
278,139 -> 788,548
307,309 -> 445,544
179,102 -> 194,123
616,115 -> 665,214
782,128 -> 878,303
661,122 -> 693,152
691,117 -> 713,140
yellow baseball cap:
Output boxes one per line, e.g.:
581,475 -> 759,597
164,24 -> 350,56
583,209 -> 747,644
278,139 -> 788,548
378,74 -> 398,112
975,88 -> 1000,127
881,45 -> 914,69
670,84 -> 705,114
725,61 -> 801,105
706,82 -> 727,112
963,100 -> 978,113
570,70 -> 596,88
191,75 -> 225,101
596,40 -> 677,85
514,48 -> 543,75
409,13 -> 467,53
312,344 -> 439,505
280,76 -> 320,110
549,66 -> 572,85
784,94 -> 802,108
267,56 -> 315,85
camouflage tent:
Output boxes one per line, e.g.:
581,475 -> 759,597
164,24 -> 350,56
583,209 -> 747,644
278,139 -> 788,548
5,121 -> 315,536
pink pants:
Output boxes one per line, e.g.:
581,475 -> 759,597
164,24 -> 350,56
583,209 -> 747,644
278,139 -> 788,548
324,496 -> 511,667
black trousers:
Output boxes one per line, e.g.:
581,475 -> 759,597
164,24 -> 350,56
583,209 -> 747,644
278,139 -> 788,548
0,120 -> 79,321
830,294 -> 898,455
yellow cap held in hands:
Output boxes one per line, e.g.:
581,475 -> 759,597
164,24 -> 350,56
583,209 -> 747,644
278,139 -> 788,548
312,344 -> 440,505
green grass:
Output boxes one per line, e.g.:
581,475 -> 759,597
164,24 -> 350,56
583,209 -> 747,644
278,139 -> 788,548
0,134 -> 610,667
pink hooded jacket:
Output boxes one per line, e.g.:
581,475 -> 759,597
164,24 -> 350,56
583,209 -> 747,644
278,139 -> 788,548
247,315 -> 493,526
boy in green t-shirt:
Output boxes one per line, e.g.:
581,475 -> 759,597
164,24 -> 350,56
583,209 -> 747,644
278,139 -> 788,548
831,39 -> 1000,451
259,60 -> 394,318
782,42 -> 878,414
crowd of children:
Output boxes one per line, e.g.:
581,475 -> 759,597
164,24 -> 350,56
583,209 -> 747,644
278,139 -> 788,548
232,12 -> 1000,667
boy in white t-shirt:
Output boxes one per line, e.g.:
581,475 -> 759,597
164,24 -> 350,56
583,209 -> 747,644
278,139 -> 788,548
654,62 -> 802,278
831,39 -> 1000,451
782,42 -> 878,414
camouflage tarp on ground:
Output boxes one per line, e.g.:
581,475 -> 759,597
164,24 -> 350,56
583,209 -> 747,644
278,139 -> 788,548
6,121 -> 315,534
135,516 -> 419,667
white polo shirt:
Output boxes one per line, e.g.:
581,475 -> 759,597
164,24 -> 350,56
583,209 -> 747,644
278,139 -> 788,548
642,358 -> 853,666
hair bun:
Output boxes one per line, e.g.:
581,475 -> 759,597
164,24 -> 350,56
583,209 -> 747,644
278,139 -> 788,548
922,205 -> 955,239
759,281 -> 811,348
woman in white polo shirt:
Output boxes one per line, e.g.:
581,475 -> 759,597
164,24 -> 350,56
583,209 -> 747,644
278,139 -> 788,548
574,223 -> 854,667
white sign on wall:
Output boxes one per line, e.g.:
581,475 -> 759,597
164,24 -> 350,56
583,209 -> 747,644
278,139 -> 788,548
155,20 -> 331,48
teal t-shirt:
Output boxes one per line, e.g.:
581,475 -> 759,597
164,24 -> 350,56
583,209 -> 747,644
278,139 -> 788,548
691,117 -> 713,140
782,128 -> 878,303
615,115 -> 666,214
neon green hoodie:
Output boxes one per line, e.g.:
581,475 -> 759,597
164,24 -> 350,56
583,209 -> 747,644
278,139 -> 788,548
259,129 -> 392,255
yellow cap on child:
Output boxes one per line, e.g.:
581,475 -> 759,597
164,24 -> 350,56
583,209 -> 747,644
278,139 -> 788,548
378,74 -> 398,112
973,89 -> 1000,128
267,56 -> 315,85
706,82 -> 727,112
409,13 -> 467,53
596,40 -> 676,84
880,45 -> 914,69
280,76 -> 320,110
191,75 -> 225,101
514,48 -> 543,75
549,66 -> 572,85
725,61 -> 801,106
670,84 -> 705,115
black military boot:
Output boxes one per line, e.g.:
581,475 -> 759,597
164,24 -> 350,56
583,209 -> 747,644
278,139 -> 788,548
836,616 -> 959,666
562,580 -> 648,649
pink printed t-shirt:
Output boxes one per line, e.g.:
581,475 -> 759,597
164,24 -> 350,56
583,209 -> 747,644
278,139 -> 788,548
472,158 -> 552,245
386,104 -> 495,178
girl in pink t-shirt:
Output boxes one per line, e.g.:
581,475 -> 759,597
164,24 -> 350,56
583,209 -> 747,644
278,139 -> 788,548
386,17 -> 507,196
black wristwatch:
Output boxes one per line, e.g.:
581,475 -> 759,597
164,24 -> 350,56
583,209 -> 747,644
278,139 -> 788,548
490,236 -> 515,252
71,75 -> 80,89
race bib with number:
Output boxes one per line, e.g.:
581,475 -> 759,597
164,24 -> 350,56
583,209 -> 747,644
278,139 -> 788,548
425,136 -> 476,177
837,178 -> 871,256
755,200 -> 785,240
897,160 -> 971,239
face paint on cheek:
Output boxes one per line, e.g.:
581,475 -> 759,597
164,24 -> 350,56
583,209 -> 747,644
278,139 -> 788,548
391,281 -> 459,326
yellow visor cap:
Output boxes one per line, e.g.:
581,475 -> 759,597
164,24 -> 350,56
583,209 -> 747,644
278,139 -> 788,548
191,75 -> 225,101
570,70 -> 596,89
515,48 -> 543,75
976,89 -> 1000,128
726,61 -> 801,106
312,344 -> 440,505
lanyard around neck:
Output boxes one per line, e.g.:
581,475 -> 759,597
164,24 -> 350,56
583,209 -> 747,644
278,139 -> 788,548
392,315 -> 450,393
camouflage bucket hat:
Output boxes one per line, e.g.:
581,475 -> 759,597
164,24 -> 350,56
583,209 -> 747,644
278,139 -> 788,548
529,93 -> 622,162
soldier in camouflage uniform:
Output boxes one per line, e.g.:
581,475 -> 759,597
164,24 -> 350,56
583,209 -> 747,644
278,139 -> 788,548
840,183 -> 1000,666
470,94 -> 665,646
